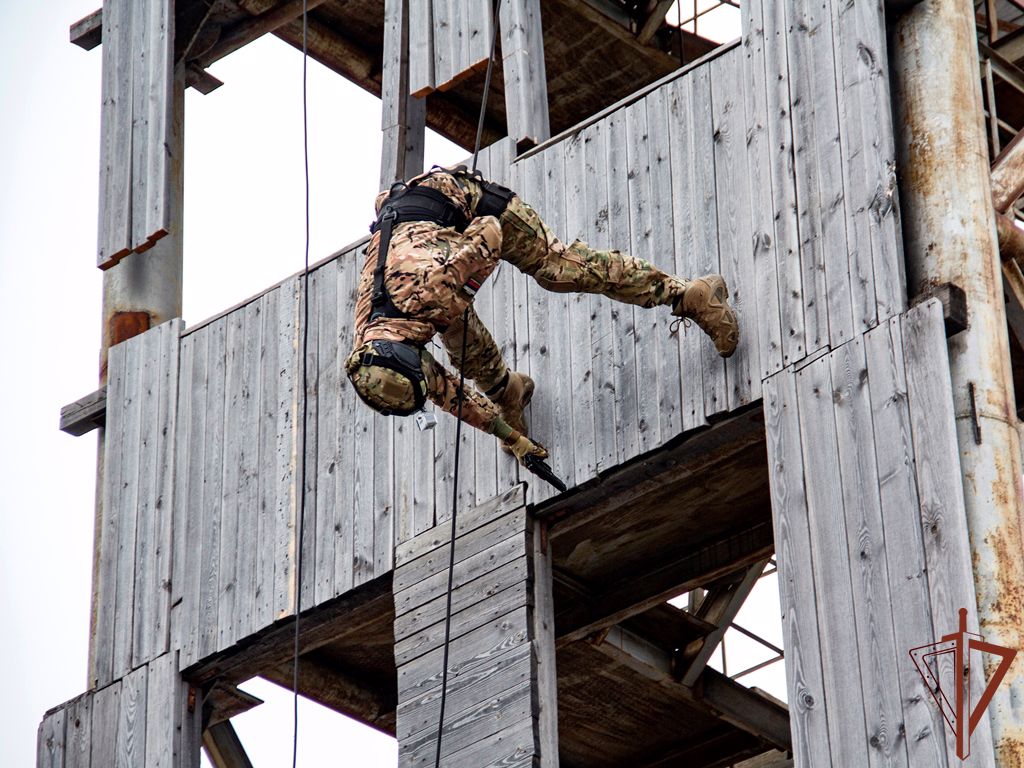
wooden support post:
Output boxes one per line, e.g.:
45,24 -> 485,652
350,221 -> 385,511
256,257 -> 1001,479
380,0 -> 426,189
992,128 -> 1024,214
637,0 -> 674,44
392,485 -> 558,766
203,722 -> 255,768
499,0 -> 550,153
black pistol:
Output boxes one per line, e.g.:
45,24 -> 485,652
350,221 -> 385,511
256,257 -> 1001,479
523,454 -> 567,493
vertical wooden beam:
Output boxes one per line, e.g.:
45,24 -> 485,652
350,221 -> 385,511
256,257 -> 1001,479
499,0 -> 550,152
531,518 -> 559,767
381,0 -> 426,189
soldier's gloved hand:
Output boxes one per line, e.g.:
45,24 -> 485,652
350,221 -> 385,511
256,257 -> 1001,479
503,430 -> 548,467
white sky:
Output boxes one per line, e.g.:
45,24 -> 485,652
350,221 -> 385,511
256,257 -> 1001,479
0,4 -> 779,766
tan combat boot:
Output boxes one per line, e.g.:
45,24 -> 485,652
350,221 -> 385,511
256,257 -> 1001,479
672,275 -> 739,358
491,371 -> 535,443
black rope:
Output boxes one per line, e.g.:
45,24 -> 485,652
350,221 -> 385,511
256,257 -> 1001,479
293,2 -> 311,767
434,2 -> 504,765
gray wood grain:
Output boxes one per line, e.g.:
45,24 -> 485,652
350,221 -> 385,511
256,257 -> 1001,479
199,318 -> 226,661
218,309 -> 245,651
645,86 -> 683,445
90,681 -> 121,768
314,263 -> 339,602
666,74 -> 708,433
335,251 -> 360,591
97,0 -> 133,267
625,96 -> 663,452
256,288 -> 280,631
144,653 -> 176,768
604,107 -> 642,461
710,49 -> 758,411
236,300 -> 263,640
299,271 -> 319,610
762,371 -> 832,766
499,0 -> 550,148
113,335 -> 143,680
117,664 -> 148,768
741,0 -> 784,378
829,337 -> 910,767
408,0 -> 434,96
759,0 -> 805,365
273,279 -> 301,619
64,695 -> 92,768
37,707 -> 65,768
864,317 -> 950,767
795,356 -> 870,764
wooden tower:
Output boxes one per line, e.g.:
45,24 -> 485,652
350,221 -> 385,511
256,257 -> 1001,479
43,0 -> 1024,766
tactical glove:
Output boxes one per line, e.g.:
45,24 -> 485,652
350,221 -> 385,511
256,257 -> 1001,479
503,430 -> 549,466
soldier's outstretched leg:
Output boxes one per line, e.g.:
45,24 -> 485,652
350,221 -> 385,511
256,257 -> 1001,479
441,307 -> 534,437
497,196 -> 739,357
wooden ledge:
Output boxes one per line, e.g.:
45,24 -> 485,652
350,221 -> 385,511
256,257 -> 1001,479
60,386 -> 107,436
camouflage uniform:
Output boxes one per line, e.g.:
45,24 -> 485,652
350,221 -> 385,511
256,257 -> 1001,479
347,167 -> 689,439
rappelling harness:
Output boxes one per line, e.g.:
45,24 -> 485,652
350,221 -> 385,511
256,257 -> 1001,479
357,168 -> 515,417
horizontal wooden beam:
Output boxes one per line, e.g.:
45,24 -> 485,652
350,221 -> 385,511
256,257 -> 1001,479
913,282 -> 968,337
203,683 -> 263,728
70,8 -> 102,50
554,519 -> 775,647
196,0 -> 332,68
262,656 -> 395,734
1003,258 -> 1024,352
60,386 -> 107,436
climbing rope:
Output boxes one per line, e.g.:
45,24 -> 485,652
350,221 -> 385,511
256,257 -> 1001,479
293,2 -> 311,767
434,2 -> 504,766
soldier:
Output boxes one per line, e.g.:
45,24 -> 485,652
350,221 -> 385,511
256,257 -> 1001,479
345,165 -> 738,468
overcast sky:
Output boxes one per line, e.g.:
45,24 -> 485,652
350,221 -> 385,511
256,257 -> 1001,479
0,4 -> 779,766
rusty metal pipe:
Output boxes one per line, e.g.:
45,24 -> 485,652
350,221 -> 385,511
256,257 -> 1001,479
891,0 -> 1024,762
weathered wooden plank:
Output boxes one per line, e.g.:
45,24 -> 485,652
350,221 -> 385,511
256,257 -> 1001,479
37,706 -> 66,768
396,484 -> 525,566
94,342 -> 125,686
113,335 -> 143,680
132,327 -> 163,669
408,0 -> 435,96
741,1 -> 784,379
90,681 -> 121,768
274,279 -> 301,619
829,337 -> 910,768
531,517 -> 558,766
580,120 -> 618,473
63,695 -> 92,768
842,0 -> 903,323
395,550 -> 528,623
397,643 -> 532,742
710,50 -> 758,412
130,0 -> 151,251
692,65 -> 727,420
625,97 -> 664,452
762,371 -> 832,766
313,264 -> 339,603
144,0 -> 173,244
666,74 -> 707,433
60,386 -> 107,436
786,0 -> 847,352
473,298 -> 500,506
256,288 -> 280,631
902,300 -> 997,764
300,272 -> 319,610
335,253 -> 359,592
235,300 -> 263,641
499,0 -> 550,149
169,331 -> 196,662
218,311 -> 245,651
604,107 -> 642,460
864,317 -> 950,767
199,320 -> 227,662
98,0 -> 133,267
117,665 -> 149,768
151,322 -> 180,664
399,680 -> 533,766
373,408 -> 395,578
427,718 -> 534,768
395,506 -> 527,594
432,0 -> 454,89
145,653 -> 176,768
395,580 -> 530,666
760,0 -> 805,365
795,356 -> 870,763
645,86 -> 683,444
397,605 -> 531,699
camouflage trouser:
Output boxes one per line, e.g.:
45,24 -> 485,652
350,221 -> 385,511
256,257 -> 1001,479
438,194 -> 688,395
